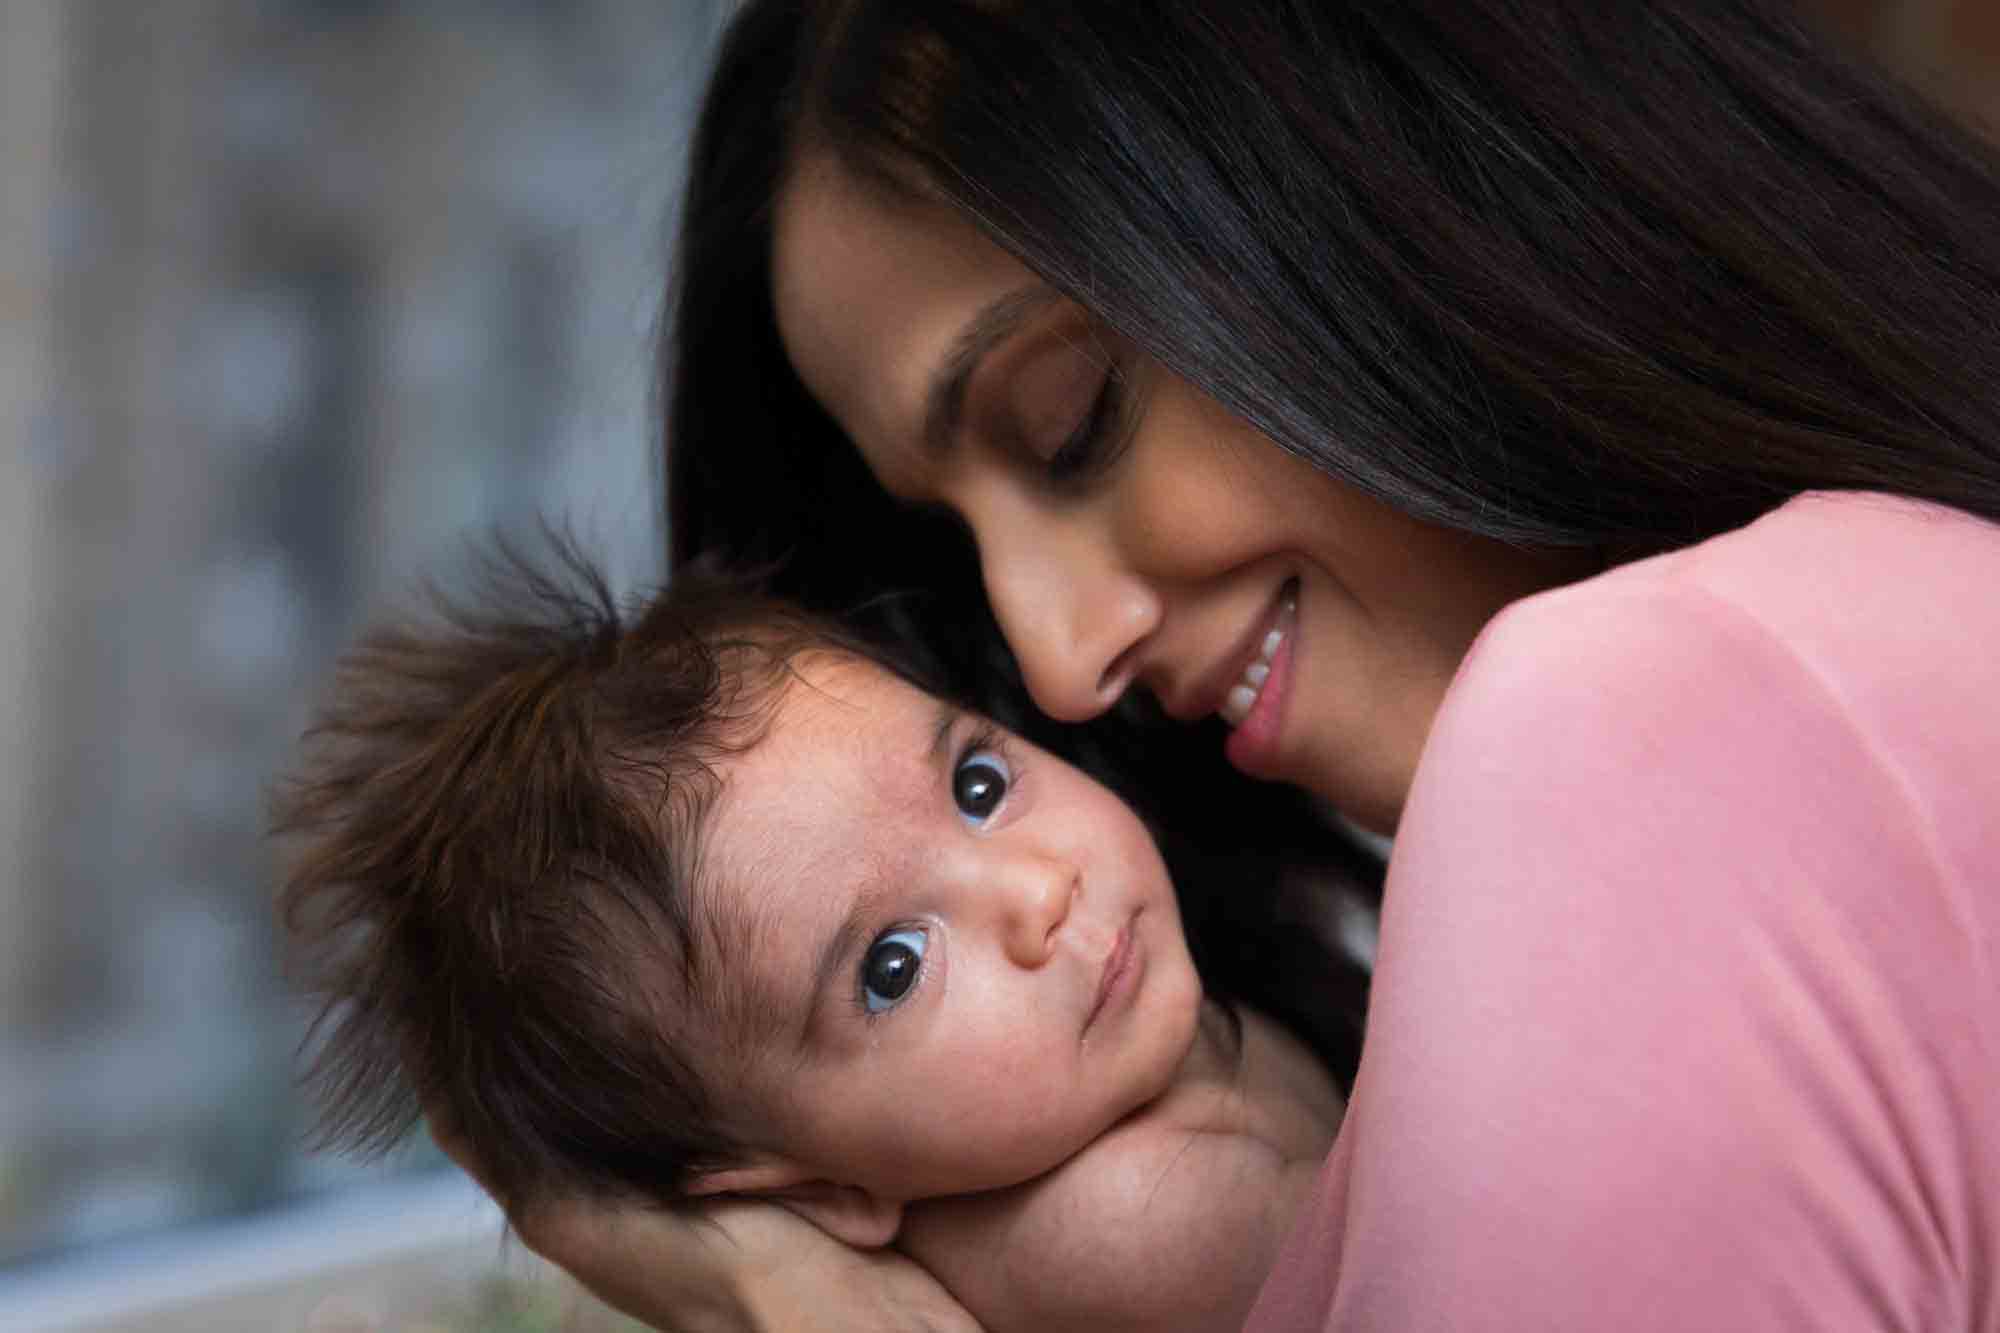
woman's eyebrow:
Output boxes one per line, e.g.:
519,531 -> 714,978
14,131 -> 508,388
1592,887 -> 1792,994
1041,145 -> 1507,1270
922,285 -> 1061,455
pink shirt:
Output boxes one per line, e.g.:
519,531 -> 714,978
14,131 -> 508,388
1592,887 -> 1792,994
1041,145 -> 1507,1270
1247,492 -> 2000,1331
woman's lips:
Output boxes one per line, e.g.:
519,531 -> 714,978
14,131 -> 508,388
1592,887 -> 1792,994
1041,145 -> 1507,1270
1169,578 -> 1301,724
1218,580 -> 1298,726
1224,581 -> 1299,775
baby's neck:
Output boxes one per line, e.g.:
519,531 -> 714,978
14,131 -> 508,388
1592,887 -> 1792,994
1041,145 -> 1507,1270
897,999 -> 1343,1332
1148,997 -> 1345,1162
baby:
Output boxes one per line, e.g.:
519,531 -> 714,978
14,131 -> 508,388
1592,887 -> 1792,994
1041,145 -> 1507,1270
276,552 -> 1342,1332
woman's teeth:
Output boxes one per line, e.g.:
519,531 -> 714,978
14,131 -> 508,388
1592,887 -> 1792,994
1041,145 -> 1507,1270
1218,590 -> 1295,727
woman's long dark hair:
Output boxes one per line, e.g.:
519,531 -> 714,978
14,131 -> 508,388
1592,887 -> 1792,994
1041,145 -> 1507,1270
664,0 -> 2000,1084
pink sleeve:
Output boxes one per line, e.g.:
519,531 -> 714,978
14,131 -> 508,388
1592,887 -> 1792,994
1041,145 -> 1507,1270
1248,496 -> 2000,1332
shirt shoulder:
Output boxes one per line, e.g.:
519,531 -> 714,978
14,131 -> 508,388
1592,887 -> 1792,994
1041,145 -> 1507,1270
1250,494 -> 2000,1331
1463,489 -> 2000,907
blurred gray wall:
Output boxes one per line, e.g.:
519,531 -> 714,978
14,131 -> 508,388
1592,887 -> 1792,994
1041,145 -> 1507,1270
1,1 -> 66,1033
0,0 -> 725,1268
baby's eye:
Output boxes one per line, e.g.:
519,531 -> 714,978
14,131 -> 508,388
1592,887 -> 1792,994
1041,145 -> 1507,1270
952,748 -> 1011,824
861,928 -> 928,1015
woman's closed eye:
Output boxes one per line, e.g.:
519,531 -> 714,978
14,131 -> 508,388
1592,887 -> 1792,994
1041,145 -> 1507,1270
1044,358 -> 1128,485
1009,329 -> 1131,488
860,927 -> 928,1015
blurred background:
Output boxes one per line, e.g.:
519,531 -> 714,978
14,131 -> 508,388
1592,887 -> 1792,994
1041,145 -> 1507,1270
1,1 -> 727,1327
0,1 -> 1990,1329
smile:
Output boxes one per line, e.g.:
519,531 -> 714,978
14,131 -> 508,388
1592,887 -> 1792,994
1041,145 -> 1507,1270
1218,580 -> 1298,727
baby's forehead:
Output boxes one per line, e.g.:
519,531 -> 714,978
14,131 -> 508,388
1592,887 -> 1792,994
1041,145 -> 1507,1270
704,653 -> 929,855
729,647 -> 930,756
684,648 -> 938,1027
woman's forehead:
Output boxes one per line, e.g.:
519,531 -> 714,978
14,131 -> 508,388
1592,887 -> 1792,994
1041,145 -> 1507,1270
771,151 -> 1036,489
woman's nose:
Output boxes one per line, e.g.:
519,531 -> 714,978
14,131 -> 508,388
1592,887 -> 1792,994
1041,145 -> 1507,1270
979,518 -> 1161,724
996,852 -> 1079,969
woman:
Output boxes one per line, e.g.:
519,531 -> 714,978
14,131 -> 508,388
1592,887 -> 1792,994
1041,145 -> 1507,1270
467,0 -> 2000,1327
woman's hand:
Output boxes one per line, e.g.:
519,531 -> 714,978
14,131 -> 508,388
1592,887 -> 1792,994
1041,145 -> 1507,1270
516,1193 -> 986,1333
434,1121 -> 983,1333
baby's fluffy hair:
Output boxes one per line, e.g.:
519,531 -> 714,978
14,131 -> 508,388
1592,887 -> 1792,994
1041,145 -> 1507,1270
273,542 -> 874,1210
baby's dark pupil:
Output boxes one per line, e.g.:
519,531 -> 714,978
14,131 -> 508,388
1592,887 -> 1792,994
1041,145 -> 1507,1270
954,761 -> 1005,816
866,941 -> 919,1001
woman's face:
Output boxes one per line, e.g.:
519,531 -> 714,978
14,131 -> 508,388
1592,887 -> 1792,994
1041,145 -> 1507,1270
772,155 -> 1594,832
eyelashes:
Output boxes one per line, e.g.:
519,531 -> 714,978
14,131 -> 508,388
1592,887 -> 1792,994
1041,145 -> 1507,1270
859,927 -> 927,1015
1046,361 -> 1127,485
951,725 -> 1013,825
850,723 -> 1023,1021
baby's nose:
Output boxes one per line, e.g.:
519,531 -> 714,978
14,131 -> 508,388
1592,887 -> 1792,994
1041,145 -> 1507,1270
1001,856 -> 1078,968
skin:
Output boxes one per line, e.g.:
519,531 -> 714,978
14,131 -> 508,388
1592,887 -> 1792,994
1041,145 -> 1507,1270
472,149 -> 1605,1333
692,652 -> 1205,1222
447,651 -> 1322,1332
773,152 -> 1599,833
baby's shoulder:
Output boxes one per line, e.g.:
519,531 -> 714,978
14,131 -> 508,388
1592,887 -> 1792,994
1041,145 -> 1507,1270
901,1114 -> 1294,1332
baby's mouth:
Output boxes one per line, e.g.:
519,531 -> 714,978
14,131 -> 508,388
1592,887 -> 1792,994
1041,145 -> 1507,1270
1218,579 -> 1298,727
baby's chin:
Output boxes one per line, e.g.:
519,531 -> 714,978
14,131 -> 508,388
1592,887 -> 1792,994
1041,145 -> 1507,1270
1077,952 -> 1207,1135
913,1021 -> 1209,1198
1152,936 -> 1208,1070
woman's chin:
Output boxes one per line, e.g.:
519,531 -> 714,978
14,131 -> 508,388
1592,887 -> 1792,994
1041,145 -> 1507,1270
1311,763 -> 1403,842
1243,728 -> 1404,841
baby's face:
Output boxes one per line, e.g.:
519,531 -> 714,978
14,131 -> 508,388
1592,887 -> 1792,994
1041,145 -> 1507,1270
697,653 -> 1202,1202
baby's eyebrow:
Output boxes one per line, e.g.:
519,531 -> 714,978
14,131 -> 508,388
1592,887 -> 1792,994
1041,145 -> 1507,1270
802,902 -> 870,1050
800,697 -> 962,1048
927,697 -> 957,764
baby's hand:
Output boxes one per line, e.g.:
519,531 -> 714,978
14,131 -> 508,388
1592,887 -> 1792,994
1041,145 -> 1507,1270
434,1119 -> 984,1333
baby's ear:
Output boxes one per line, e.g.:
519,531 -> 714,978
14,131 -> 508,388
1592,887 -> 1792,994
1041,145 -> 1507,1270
688,1159 -> 904,1249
